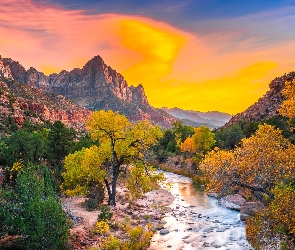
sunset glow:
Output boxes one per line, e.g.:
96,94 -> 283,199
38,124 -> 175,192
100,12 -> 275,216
1,0 -> 295,114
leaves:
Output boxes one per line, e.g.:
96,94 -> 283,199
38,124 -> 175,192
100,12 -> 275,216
200,124 -> 295,201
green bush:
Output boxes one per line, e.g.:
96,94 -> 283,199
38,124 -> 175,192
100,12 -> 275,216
0,164 -> 69,249
98,205 -> 113,222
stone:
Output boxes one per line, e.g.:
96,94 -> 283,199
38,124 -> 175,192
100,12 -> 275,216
219,194 -> 246,210
240,202 -> 265,219
159,229 -> 169,235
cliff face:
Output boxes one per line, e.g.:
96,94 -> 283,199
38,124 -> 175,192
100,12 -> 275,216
1,55 -> 177,127
225,72 -> 295,127
0,77 -> 91,135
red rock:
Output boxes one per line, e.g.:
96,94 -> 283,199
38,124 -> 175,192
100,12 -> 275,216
225,72 -> 295,127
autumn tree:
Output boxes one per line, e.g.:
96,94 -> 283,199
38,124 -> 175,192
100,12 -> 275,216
63,110 -> 163,206
180,136 -> 196,154
279,79 -> 295,119
200,124 -> 295,203
246,184 -> 295,249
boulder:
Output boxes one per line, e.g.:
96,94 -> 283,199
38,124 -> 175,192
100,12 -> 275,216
219,194 -> 246,210
240,202 -> 265,221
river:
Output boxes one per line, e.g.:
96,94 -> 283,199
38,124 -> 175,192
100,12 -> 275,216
148,171 -> 254,250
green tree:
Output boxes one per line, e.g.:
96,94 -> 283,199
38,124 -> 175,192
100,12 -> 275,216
47,121 -> 76,166
63,110 -> 164,206
192,126 -> 216,155
0,164 -> 69,249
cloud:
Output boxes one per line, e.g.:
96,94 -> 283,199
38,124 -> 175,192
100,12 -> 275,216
1,0 -> 295,114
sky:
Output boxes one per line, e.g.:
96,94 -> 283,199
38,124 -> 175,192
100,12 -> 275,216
1,0 -> 295,114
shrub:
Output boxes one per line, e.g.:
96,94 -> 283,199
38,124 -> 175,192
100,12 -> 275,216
0,164 -> 69,249
98,205 -> 113,222
95,221 -> 110,235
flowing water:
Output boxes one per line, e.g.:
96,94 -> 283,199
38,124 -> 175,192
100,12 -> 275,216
148,171 -> 254,250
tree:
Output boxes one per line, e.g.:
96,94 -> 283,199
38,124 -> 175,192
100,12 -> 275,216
215,124 -> 245,149
279,79 -> 295,119
180,136 -> 196,154
0,164 -> 69,249
200,124 -> 295,203
63,110 -> 163,206
192,126 -> 216,155
47,121 -> 76,166
246,184 -> 295,249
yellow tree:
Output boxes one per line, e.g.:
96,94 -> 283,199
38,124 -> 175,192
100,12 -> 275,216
246,184 -> 295,249
279,79 -> 295,119
180,136 -> 196,154
63,110 -> 163,206
192,126 -> 216,155
200,124 -> 295,203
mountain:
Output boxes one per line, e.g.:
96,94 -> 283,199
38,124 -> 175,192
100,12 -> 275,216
1,55 -> 177,127
225,72 -> 295,127
162,107 -> 231,128
0,76 -> 91,135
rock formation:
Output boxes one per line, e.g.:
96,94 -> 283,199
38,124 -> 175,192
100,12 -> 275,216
0,77 -> 90,135
1,55 -> 177,127
225,72 -> 295,127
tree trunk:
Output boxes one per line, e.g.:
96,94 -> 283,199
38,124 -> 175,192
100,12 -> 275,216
104,179 -> 112,205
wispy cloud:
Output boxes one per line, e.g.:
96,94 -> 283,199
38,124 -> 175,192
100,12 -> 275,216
1,0 -> 295,113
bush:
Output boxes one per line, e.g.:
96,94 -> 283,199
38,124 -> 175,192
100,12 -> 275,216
95,221 -> 110,235
98,205 -> 113,222
0,164 -> 69,249
85,198 -> 99,211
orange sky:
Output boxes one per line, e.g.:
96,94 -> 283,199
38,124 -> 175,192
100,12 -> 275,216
1,0 -> 295,114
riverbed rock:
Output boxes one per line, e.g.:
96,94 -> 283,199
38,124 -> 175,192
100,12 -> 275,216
159,229 -> 169,235
219,194 -> 246,210
240,202 -> 265,221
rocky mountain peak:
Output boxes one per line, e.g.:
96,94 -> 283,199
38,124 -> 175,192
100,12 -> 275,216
1,55 -> 177,127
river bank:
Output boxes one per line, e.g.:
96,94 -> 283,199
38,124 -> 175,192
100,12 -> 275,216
63,171 -> 254,249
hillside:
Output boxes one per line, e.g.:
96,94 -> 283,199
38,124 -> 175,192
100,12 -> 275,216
1,55 -> 177,127
225,72 -> 295,127
0,77 -> 90,135
162,107 -> 231,127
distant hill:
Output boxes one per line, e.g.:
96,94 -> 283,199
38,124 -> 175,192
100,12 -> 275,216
225,72 -> 295,127
0,55 -> 177,127
162,107 -> 231,128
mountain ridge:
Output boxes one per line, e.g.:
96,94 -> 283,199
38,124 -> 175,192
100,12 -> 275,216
162,107 -> 231,127
225,72 -> 295,127
0,55 -> 177,127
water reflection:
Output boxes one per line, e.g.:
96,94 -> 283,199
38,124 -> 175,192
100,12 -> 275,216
148,172 -> 253,250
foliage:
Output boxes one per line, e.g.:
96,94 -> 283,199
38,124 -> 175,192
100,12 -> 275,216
180,136 -> 196,154
246,184 -> 295,249
279,79 -> 295,119
125,163 -> 164,199
98,205 -> 113,222
95,220 -> 110,235
65,110 -> 164,206
62,146 -> 106,199
0,164 -> 69,249
172,121 -> 194,142
101,224 -> 153,250
200,124 -> 295,203
192,126 -> 216,155
4,129 -> 47,168
214,123 -> 245,149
